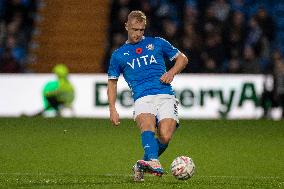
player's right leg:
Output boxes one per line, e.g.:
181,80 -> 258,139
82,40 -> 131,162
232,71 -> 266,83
134,96 -> 165,177
135,113 -> 164,176
136,159 -> 164,176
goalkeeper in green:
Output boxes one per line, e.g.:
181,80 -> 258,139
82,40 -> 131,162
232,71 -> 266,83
37,64 -> 75,116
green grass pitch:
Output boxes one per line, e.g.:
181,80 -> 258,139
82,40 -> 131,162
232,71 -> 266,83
0,118 -> 283,188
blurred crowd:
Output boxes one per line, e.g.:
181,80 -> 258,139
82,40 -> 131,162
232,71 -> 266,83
0,0 -> 283,117
0,0 -> 37,73
104,0 -> 284,118
104,0 -> 284,76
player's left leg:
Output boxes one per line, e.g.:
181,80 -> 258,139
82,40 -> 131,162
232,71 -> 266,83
155,95 -> 179,157
157,118 -> 177,157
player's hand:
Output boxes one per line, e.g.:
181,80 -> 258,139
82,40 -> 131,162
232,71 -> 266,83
160,72 -> 174,84
109,109 -> 120,126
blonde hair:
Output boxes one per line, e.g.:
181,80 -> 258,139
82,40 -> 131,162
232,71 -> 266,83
127,10 -> 147,25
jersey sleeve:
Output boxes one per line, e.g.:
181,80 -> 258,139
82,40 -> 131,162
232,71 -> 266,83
157,37 -> 180,61
108,52 -> 121,79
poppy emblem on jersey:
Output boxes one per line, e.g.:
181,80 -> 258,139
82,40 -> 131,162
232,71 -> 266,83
146,44 -> 154,51
136,48 -> 142,54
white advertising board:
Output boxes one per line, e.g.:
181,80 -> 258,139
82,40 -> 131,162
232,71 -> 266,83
0,74 -> 279,119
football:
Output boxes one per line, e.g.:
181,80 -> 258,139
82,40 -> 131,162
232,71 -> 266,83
170,156 -> 195,180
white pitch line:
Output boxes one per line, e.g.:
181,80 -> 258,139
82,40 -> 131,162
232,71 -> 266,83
197,175 -> 281,179
105,174 -> 281,180
0,173 -> 281,180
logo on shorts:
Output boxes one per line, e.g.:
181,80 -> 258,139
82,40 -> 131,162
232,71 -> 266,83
174,104 -> 178,116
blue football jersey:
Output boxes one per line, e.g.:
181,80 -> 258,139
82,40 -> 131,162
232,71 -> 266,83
108,36 -> 180,101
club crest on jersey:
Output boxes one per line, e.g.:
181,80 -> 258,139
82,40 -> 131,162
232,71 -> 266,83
136,48 -> 142,54
146,44 -> 154,51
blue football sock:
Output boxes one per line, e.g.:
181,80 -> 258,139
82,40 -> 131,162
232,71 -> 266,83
141,131 -> 158,161
157,139 -> 168,157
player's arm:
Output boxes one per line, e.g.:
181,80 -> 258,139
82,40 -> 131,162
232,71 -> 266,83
107,79 -> 120,126
160,52 -> 188,84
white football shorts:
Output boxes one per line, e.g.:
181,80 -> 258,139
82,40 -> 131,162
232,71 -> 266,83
133,94 -> 179,123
